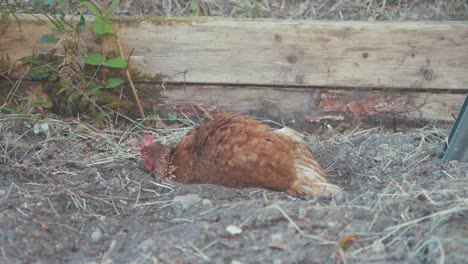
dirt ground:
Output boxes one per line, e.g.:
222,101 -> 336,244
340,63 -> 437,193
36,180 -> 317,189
1,1 -> 467,263
0,114 -> 466,263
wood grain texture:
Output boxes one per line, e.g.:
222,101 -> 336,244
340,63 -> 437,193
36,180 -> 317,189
2,15 -> 468,89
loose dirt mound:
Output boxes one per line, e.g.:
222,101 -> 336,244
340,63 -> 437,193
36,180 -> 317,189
0,115 -> 466,263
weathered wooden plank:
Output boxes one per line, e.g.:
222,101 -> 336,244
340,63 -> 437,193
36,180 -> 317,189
1,15 -> 468,89
139,84 -> 464,126
0,77 -> 462,129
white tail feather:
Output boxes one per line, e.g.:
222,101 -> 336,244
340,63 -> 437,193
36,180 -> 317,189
276,126 -> 343,199
274,127 -> 306,143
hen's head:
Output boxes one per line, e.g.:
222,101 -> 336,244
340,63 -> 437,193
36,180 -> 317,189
139,135 -> 171,177
139,135 -> 154,171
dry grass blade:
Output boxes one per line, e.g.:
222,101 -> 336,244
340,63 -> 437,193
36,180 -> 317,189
187,242 -> 211,261
102,240 -> 117,263
385,205 -> 468,232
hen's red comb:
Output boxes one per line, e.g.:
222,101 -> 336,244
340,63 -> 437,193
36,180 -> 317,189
140,135 -> 153,150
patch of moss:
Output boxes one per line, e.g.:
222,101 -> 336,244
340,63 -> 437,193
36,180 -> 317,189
130,69 -> 168,83
111,16 -> 207,27
0,6 -> 12,34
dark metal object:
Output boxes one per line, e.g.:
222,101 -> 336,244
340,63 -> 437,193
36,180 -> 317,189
443,95 -> 468,163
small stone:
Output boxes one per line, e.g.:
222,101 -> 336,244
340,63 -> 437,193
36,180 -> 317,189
271,233 -> 282,242
226,225 -> 242,235
32,121 -> 49,137
401,143 -> 415,152
172,194 -> 202,210
91,228 -> 102,241
371,241 -> 385,253
373,155 -> 383,162
202,199 -> 213,206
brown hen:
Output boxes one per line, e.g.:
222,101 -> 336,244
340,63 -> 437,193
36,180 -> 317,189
140,113 -> 342,198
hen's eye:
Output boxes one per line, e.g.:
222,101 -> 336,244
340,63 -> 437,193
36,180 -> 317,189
143,152 -> 149,158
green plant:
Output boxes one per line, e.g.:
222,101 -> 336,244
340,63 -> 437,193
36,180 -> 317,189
11,0 -> 136,123
80,0 -> 128,96
81,0 -> 120,35
3,85 -> 53,115
83,52 -> 127,68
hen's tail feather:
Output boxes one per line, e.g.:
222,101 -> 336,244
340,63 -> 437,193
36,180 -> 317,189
274,127 -> 306,143
293,147 -> 343,198
276,126 -> 344,200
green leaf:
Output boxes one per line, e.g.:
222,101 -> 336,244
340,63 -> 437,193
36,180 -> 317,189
40,34 -> 59,43
78,14 -> 86,29
2,107 -> 19,114
168,113 -> 177,121
57,87 -> 69,95
68,91 -> 77,102
189,0 -> 200,16
102,19 -> 114,34
19,55 -> 42,65
148,112 -> 159,120
92,16 -> 104,34
57,82 -> 72,95
105,0 -> 120,19
105,78 -> 125,88
82,1 -> 102,16
29,101 -> 39,108
83,53 -> 104,65
41,101 -> 53,109
92,16 -> 113,34
103,56 -> 127,68
26,67 -> 53,81
87,85 -> 104,93
44,0 -> 53,7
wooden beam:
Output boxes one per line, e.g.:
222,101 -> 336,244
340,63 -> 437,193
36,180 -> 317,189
0,78 -> 462,129
1,15 -> 468,90
138,84 -> 464,126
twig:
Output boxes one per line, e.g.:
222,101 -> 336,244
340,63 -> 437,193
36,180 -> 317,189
102,240 -> 117,263
47,197 -> 59,217
116,36 -> 147,125
115,47 -> 135,124
187,242 -> 211,261
195,103 -> 214,120
134,200 -> 173,207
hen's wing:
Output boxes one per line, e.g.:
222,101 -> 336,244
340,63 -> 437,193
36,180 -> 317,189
173,114 -> 294,189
